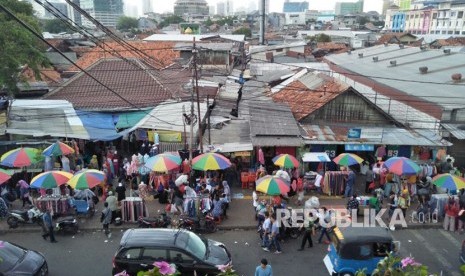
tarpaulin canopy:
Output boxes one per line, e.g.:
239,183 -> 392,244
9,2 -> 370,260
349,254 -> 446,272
115,109 -> 151,129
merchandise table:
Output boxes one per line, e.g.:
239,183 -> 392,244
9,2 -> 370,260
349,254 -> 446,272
34,196 -> 72,216
121,197 -> 148,222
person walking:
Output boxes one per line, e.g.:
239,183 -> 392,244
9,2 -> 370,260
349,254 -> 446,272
115,182 -> 126,203
318,207 -> 332,245
42,209 -> 57,243
365,165 -> 374,194
444,197 -> 459,232
260,211 -> 271,248
254,258 -> 272,276
263,213 -> 282,254
297,213 -> 315,251
101,202 -> 112,238
344,171 -> 355,198
106,191 -> 118,223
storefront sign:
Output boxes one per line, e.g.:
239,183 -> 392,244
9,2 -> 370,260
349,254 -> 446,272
347,128 -> 361,139
360,128 -> 383,140
345,144 -> 374,151
387,145 -> 399,157
234,151 -> 251,157
148,131 -> 182,143
325,145 -> 337,158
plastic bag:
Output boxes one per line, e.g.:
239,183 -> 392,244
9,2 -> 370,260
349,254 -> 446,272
305,196 -> 320,209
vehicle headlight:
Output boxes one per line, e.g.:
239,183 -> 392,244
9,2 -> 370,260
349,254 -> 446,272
72,219 -> 77,223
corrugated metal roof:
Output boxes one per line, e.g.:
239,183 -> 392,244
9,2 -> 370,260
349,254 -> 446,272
249,42 -> 306,54
325,45 -> 465,110
174,42 -> 234,51
251,136 -> 303,147
442,123 -> 465,140
250,103 -> 301,136
301,124 -> 450,146
144,34 -> 245,42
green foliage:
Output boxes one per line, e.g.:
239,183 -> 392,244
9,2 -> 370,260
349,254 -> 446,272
0,0 -> 50,95
116,16 -> 139,31
158,15 -> 184,29
217,265 -> 239,276
41,19 -> 73,34
307,33 -> 331,43
204,17 -> 213,27
357,16 -> 369,25
214,16 -> 237,26
356,254 -> 433,276
233,27 -> 251,38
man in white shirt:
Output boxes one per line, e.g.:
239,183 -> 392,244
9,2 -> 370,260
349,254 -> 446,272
314,172 -> 323,193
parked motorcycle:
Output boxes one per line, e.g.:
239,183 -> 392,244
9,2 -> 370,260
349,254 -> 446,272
138,213 -> 171,228
7,207 -> 43,229
178,213 -> 217,233
56,216 -> 78,235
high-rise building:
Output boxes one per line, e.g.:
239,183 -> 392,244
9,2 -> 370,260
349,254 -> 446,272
68,0 -> 82,26
335,0 -> 364,15
124,3 -> 138,18
79,0 -> 124,28
258,0 -> 270,15
209,5 -> 215,15
142,0 -> 153,15
43,2 -> 69,19
217,0 -> 234,16
174,0 -> 209,17
283,1 -> 309,13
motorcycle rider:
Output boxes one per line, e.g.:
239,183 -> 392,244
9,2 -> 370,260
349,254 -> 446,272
42,209 -> 57,243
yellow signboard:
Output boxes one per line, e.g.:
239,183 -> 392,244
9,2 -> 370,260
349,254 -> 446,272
234,151 -> 251,157
148,131 -> 182,143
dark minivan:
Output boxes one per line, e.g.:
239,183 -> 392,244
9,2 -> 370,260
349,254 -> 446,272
112,228 -> 231,275
0,241 -> 48,276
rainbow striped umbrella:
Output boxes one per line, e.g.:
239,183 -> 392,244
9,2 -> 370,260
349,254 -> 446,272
192,153 -> 231,171
333,153 -> 364,167
384,157 -> 420,176
0,169 -> 12,184
31,171 -> 74,189
145,154 -> 182,172
42,141 -> 75,157
67,169 -> 105,190
0,147 -> 41,167
272,154 -> 300,169
256,175 -> 290,196
432,173 -> 465,190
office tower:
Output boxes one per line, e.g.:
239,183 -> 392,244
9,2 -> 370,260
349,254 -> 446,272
79,0 -> 124,28
283,1 -> 309,13
142,0 -> 153,14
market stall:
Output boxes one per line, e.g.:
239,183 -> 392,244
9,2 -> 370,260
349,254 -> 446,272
121,197 -> 148,222
34,195 -> 72,216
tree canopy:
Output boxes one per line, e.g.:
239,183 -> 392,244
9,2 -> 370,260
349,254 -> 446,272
307,33 -> 331,42
158,15 -> 184,29
233,27 -> 251,38
0,0 -> 49,95
41,18 -> 73,33
116,16 -> 139,31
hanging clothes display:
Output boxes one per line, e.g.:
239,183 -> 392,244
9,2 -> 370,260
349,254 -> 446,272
34,196 -> 72,216
121,197 -> 148,222
322,171 -> 349,196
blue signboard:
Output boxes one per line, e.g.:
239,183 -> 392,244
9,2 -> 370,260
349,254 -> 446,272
345,144 -> 374,151
347,128 -> 361,139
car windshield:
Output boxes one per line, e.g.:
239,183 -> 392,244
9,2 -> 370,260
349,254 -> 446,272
176,232 -> 206,260
0,242 -> 26,271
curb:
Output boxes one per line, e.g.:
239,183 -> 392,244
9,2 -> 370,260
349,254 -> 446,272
0,223 -> 444,234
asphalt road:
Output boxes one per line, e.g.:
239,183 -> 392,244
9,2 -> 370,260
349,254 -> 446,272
1,228 -> 463,276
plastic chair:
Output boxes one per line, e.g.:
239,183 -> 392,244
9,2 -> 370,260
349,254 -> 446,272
241,172 -> 249,189
248,174 -> 256,189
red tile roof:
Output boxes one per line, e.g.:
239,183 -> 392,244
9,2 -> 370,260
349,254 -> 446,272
272,73 -> 349,121
44,59 -> 173,110
21,66 -> 62,84
69,41 -> 179,71
376,32 -> 417,45
431,37 -> 465,47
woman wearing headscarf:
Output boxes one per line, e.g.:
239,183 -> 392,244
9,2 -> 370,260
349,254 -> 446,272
89,155 -> 99,170
17,180 -> 32,207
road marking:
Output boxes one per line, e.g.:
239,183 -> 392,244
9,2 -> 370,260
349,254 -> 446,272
409,230 -> 461,276
439,230 -> 461,246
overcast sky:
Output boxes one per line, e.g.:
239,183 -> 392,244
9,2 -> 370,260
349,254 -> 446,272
137,0 -> 383,15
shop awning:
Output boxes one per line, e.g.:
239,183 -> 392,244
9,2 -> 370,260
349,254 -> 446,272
302,152 -> 331,162
441,123 -> 465,140
251,136 -> 303,147
301,125 -> 450,147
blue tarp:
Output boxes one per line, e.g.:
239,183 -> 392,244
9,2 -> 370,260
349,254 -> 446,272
76,111 -> 119,141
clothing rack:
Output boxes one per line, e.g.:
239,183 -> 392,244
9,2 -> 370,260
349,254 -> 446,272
322,171 -> 349,196
34,196 -> 72,216
121,197 -> 148,222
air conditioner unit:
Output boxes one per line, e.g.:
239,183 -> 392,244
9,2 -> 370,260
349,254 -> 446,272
390,60 -> 397,66
358,53 -> 363,58
372,56 -> 378,62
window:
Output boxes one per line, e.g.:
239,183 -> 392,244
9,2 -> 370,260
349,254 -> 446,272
121,248 -> 142,260
142,248 -> 167,261
459,11 -> 464,18
451,12 -> 456,17
373,243 -> 391,257
456,31 -> 460,34
433,13 -> 437,19
448,30 -> 453,34
169,250 -> 194,263
462,31 -> 465,34
340,243 -> 373,260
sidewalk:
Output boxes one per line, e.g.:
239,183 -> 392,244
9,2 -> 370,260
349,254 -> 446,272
0,186 -> 442,234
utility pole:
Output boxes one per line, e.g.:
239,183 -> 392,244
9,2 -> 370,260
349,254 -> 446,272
207,95 -> 211,145
193,42 -> 203,154
260,0 -> 266,45
189,38 -> 196,169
